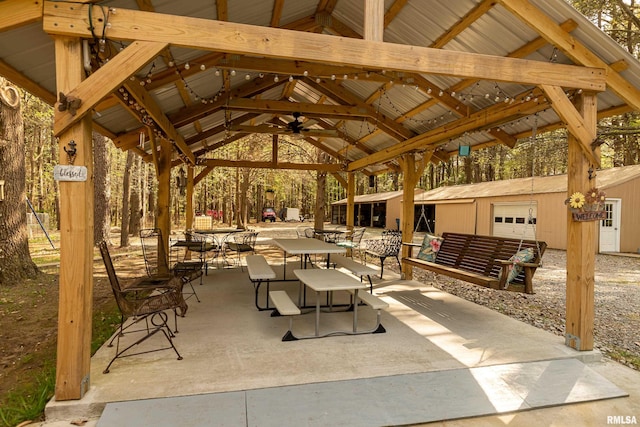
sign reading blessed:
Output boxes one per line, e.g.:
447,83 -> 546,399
54,165 -> 88,182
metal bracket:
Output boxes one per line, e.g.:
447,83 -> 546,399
565,333 -> 582,349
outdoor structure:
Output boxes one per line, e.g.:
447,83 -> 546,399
1,0 -> 640,402
331,188 -> 424,229
415,164 -> 640,253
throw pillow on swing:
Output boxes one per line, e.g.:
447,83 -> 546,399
499,247 -> 535,285
417,234 -> 444,262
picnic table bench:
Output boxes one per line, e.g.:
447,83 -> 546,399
246,255 -> 277,311
402,232 -> 547,294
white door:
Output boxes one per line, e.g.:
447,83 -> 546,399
492,203 -> 537,240
599,199 -> 621,252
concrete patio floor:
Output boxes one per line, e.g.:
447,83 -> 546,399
37,227 -> 640,426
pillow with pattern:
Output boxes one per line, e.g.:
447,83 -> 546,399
499,247 -> 535,285
417,233 -> 443,262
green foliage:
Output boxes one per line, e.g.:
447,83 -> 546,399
0,362 -> 55,427
0,303 -> 120,427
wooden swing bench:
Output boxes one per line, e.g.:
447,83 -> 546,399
403,232 -> 547,294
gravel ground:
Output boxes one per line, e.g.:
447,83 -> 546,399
401,249 -> 640,370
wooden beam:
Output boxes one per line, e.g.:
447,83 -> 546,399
216,0 -> 228,21
540,85 -> 599,167
271,0 -> 285,27
499,0 -> 640,110
565,91 -> 597,351
169,78 -> 282,128
226,98 -> 371,119
199,158 -> 342,171
124,80 -> 196,164
0,0 -> 43,32
432,0 -> 496,49
186,166 -> 194,231
401,153 -> 417,279
330,172 -> 348,187
348,96 -> 547,170
53,40 -> 167,136
302,77 -> 413,140
42,2 -> 606,90
194,165 -> 213,185
384,0 -> 409,28
157,137 -> 172,260
364,0 -> 384,42
346,172 -> 355,229
54,36 -> 93,401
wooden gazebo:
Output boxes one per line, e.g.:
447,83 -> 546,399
2,0 -> 640,401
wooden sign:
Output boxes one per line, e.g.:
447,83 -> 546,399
54,165 -> 88,182
572,211 -> 606,222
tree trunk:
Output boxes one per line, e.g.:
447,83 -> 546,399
0,80 -> 38,284
120,150 -> 134,247
93,132 -> 111,245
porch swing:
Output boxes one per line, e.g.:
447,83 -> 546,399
403,120 -> 547,294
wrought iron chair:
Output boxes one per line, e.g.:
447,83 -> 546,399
98,241 -> 185,374
226,230 -> 258,271
183,230 -> 219,274
336,227 -> 366,261
140,228 -> 202,302
364,229 -> 403,278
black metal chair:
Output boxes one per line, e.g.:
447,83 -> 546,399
225,230 -> 258,271
140,228 -> 202,302
183,230 -> 219,274
98,241 -> 185,374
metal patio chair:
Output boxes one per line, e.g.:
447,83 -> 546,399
226,230 -> 258,271
98,241 -> 185,373
140,228 -> 202,302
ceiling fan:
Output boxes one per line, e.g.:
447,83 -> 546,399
230,112 -> 339,137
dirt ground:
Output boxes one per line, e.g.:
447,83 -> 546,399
0,239 -> 140,403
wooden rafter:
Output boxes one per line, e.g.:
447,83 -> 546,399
499,0 -> 640,110
53,40 -> 168,136
0,0 -> 42,33
199,159 -> 342,171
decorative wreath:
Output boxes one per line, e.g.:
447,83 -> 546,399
0,84 -> 20,109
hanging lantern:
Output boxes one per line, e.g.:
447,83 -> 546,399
176,167 -> 187,196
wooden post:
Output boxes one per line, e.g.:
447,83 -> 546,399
54,36 -> 94,400
565,92 -> 597,351
401,154 -> 417,280
186,165 -> 194,230
157,138 -> 172,254
346,172 -> 355,230
364,0 -> 384,42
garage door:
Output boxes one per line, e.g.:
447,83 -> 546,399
492,203 -> 537,240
